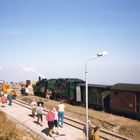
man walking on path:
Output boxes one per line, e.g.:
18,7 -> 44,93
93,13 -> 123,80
36,103 -> 43,126
30,99 -> 37,118
58,100 -> 65,128
7,92 -> 13,106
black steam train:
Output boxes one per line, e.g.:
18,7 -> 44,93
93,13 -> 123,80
34,78 -> 85,104
34,77 -> 140,119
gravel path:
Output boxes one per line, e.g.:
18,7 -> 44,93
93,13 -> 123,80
0,102 -> 84,140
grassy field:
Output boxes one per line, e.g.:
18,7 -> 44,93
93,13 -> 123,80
0,110 -> 41,140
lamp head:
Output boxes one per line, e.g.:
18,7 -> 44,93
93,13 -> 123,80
97,51 -> 108,57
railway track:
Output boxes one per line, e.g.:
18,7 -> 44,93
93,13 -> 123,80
13,99 -> 131,140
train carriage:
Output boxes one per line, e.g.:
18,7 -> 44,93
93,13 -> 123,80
33,77 -> 140,119
76,83 -> 110,110
109,83 -> 140,119
62,78 -> 85,104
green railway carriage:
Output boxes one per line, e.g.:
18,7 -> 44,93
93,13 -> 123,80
60,78 -> 85,104
76,83 -> 110,110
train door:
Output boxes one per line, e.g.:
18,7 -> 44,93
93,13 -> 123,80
136,93 -> 140,112
80,86 -> 85,103
76,86 -> 81,102
103,94 -> 110,112
66,82 -> 70,97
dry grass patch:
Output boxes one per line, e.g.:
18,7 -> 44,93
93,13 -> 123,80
0,111 -> 41,140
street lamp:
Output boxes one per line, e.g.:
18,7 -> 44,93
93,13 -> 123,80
85,51 -> 108,140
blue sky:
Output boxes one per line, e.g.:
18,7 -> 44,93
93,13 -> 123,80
0,0 -> 140,84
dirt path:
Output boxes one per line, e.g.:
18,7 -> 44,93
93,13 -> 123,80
0,100 -> 84,140
17,95 -> 140,140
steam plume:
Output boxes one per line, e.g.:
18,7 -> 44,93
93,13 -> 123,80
19,65 -> 46,78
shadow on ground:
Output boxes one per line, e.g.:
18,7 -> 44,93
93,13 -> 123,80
41,128 -> 50,136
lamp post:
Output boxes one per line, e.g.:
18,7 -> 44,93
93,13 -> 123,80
85,51 -> 108,140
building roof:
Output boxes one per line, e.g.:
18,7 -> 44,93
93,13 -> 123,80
110,83 -> 140,92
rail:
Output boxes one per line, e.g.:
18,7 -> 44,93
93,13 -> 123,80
13,99 -> 131,140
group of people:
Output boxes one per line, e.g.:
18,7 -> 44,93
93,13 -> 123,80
30,98 -> 101,139
20,85 -> 29,96
83,120 -> 101,140
30,99 -> 65,136
0,90 -> 13,106
0,90 -> 101,139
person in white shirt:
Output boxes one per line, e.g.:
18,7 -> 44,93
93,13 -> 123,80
25,85 -> 29,96
58,100 -> 65,127
30,99 -> 37,118
36,103 -> 43,126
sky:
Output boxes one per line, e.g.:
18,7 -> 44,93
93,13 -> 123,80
0,0 -> 140,84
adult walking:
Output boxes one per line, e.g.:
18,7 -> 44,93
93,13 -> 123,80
1,94 -> 7,107
58,100 -> 65,128
20,85 -> 26,95
25,85 -> 29,96
7,92 -> 13,106
46,108 -> 55,136
53,107 -> 59,134
36,103 -> 43,126
30,99 -> 37,118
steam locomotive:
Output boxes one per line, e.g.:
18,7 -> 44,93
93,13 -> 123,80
34,77 -> 140,119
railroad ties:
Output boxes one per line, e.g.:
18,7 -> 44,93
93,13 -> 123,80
0,99 -> 131,140
0,100 -> 83,140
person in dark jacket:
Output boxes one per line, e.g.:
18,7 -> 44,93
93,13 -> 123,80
20,85 -> 26,95
37,98 -> 44,107
7,93 -> 13,106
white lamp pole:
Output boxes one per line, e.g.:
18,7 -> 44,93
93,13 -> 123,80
85,51 -> 108,140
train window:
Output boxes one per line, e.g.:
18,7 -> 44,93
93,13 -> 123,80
114,92 -> 118,95
71,82 -> 74,87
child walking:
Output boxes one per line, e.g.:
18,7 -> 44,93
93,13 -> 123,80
46,108 -> 55,136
